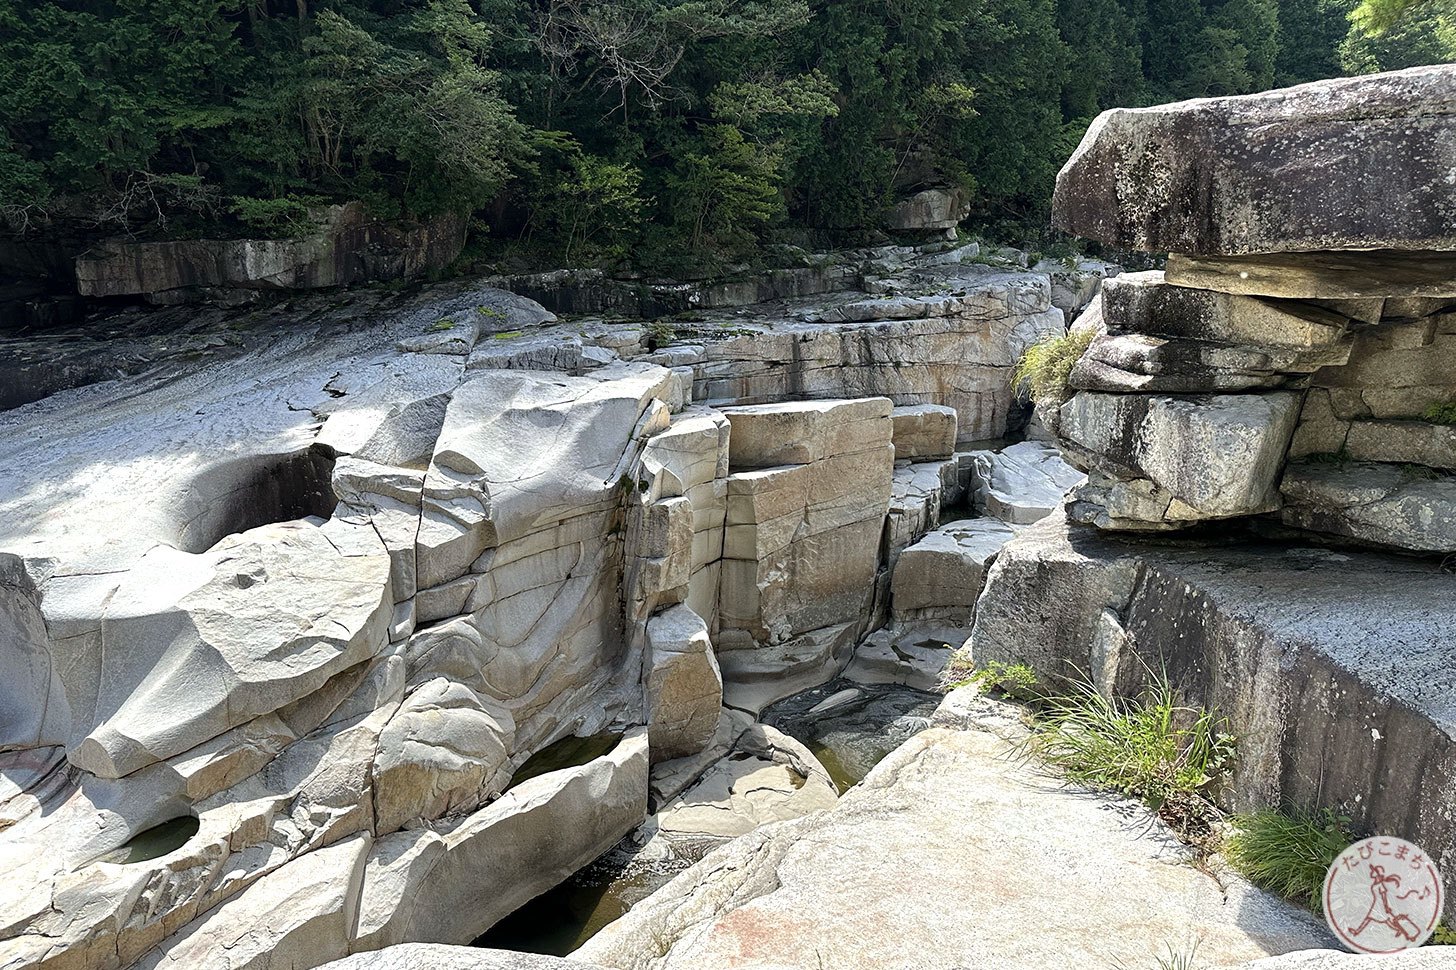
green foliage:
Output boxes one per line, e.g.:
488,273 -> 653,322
1034,670 -> 1236,822
0,0 -> 1448,264
664,125 -> 782,258
228,195 -> 324,236
1423,402 -> 1456,426
524,134 -> 645,263
1012,327 -> 1094,404
1342,0 -> 1456,69
1114,941 -> 1205,970
1223,809 -> 1352,910
941,654 -> 1041,701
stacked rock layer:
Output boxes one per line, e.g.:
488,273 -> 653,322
1049,63 -> 1456,553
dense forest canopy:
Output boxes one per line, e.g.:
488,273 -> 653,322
1,0 -> 1451,273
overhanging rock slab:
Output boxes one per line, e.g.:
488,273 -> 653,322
1053,65 -> 1456,256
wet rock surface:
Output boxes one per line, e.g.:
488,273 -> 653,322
761,679 -> 940,793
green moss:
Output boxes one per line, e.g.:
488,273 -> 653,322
1422,402 -> 1456,426
492,329 -> 524,340
424,318 -> 456,333
1012,327 -> 1095,405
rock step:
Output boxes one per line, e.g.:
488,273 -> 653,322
575,702 -> 1332,970
971,510 -> 1456,908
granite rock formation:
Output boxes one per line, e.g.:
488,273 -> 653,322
0,245 -> 1078,969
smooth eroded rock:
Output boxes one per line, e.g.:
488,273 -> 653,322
576,721 -> 1330,970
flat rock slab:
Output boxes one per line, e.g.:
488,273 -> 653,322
1054,65 -> 1456,256
1166,251 -> 1456,300
576,723 -> 1330,970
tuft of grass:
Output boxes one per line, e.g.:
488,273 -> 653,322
1399,463 -> 1442,482
1115,941 -> 1204,970
1302,448 -> 1351,466
940,654 -> 1040,701
1034,670 -> 1235,835
1012,327 -> 1094,404
1223,808 -> 1351,911
1423,402 -> 1456,426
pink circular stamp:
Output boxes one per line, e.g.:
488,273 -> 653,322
1324,836 -> 1443,953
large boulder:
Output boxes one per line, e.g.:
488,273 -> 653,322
970,511 -> 1456,905
1053,65 -> 1456,255
1059,391 -> 1301,528
645,606 -> 723,762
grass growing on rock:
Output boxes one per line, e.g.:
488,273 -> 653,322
939,650 -> 1039,702
1012,327 -> 1094,404
1033,671 -> 1235,840
1423,402 -> 1456,426
1223,809 -> 1351,911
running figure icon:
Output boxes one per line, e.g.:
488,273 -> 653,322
1345,864 -> 1427,942
1324,836 -> 1443,953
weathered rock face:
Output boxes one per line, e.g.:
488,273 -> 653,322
75,203 -> 468,304
1053,65 -> 1456,256
0,245 -> 1073,969
1047,83 -> 1456,547
576,704 -> 1332,970
970,511 -> 1456,904
883,186 -> 971,232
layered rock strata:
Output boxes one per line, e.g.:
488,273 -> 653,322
1045,64 -> 1456,552
0,253 -> 1078,968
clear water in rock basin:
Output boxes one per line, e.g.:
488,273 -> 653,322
762,678 -> 940,793
95,815 -> 201,865
505,731 -> 621,792
473,843 -> 687,956
476,681 -> 938,955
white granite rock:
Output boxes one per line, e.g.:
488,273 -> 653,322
576,722 -> 1330,970
890,518 -> 1018,623
890,404 -> 957,460
970,441 -> 1085,525
645,606 -> 722,762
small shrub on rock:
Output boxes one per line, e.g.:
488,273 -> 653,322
1012,328 -> 1094,404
